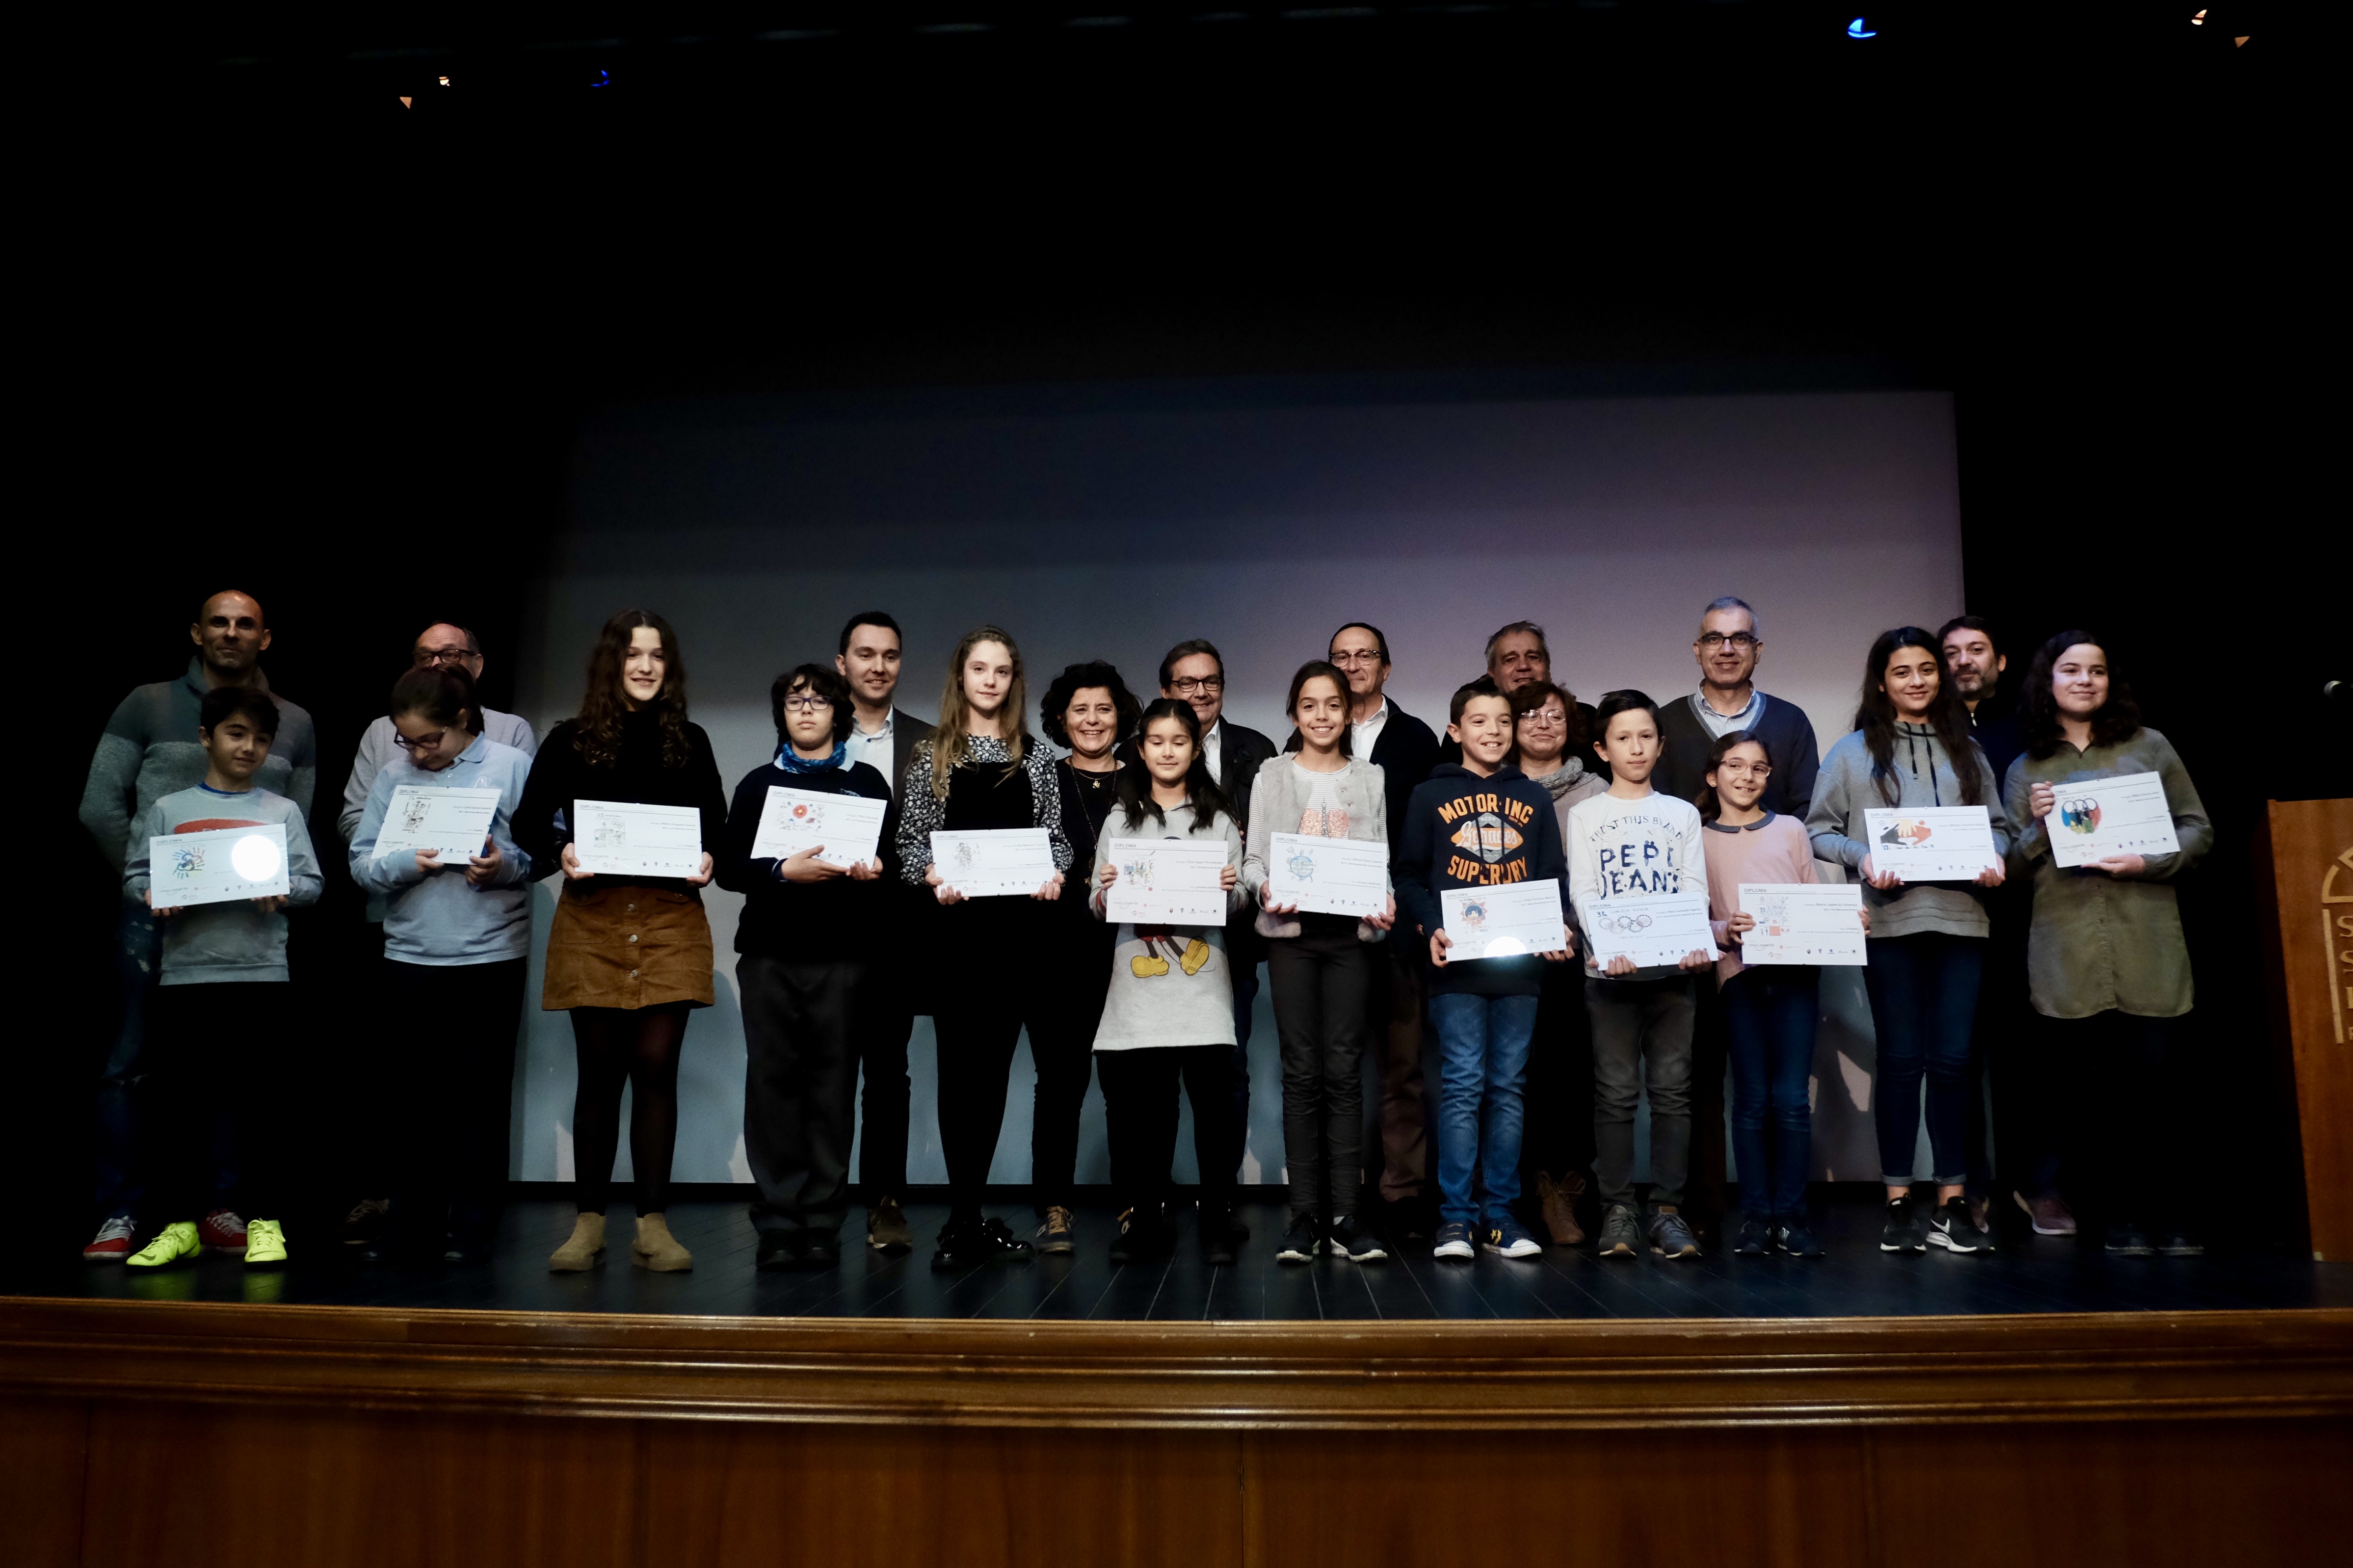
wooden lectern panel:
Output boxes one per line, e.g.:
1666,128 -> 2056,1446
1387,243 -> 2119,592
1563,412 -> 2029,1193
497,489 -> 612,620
2264,798 -> 2353,1261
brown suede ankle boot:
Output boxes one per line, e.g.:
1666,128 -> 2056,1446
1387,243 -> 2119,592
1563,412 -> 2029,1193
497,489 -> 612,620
632,1212 -> 693,1272
549,1212 -> 606,1272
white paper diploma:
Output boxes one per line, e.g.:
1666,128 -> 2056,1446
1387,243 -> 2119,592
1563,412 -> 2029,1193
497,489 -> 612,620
573,800 -> 704,878
1584,891 -> 1718,969
1104,838 -> 1229,926
1737,883 -> 1867,966
2045,772 -> 2183,869
1862,805 -> 1999,883
150,824 -> 291,907
931,828 -> 1057,898
1440,881 -> 1566,961
1266,832 -> 1389,919
751,786 -> 886,870
372,785 -> 502,865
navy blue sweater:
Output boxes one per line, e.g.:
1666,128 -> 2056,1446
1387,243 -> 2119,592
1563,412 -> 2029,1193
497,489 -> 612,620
1394,763 -> 1570,998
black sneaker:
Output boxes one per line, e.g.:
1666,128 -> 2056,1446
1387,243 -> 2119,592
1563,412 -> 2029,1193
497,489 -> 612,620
757,1232 -> 806,1272
800,1233 -> 842,1268
1928,1197 -> 1991,1254
1596,1202 -> 1642,1259
1199,1205 -> 1239,1266
1329,1216 -> 1390,1263
1276,1213 -> 1322,1264
2104,1223 -> 2156,1257
2157,1230 -> 2204,1257
1776,1222 -> 1825,1258
1734,1217 -> 1772,1256
931,1215 -> 1037,1271
1880,1195 -> 1928,1253
1110,1206 -> 1172,1264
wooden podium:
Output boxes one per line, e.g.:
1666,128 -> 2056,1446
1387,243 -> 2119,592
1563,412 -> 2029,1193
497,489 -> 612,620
2261,798 -> 2353,1262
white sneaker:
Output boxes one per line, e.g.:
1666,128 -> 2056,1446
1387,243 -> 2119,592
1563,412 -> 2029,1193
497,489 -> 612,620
1432,1222 -> 1476,1260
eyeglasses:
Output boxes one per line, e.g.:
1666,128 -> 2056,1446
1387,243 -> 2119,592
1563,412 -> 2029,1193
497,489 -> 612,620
1328,651 -> 1383,667
1715,761 -> 1772,778
1697,632 -> 1759,650
416,647 -> 477,666
1518,709 -> 1567,728
782,694 -> 834,713
394,729 -> 451,752
1170,676 -> 1224,695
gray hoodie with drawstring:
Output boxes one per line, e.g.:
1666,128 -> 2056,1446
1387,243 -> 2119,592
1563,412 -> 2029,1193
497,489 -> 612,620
1804,721 -> 2013,941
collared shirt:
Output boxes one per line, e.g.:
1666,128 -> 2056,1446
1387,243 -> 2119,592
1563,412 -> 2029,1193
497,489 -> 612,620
1351,698 -> 1391,760
1203,718 -> 1224,786
1692,687 -> 1763,740
843,709 -> 896,792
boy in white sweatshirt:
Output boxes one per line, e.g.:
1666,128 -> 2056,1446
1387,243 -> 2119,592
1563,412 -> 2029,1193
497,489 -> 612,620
1564,691 -> 1713,1262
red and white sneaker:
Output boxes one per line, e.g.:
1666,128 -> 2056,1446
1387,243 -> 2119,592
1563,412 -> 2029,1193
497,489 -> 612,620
83,1216 -> 138,1262
198,1209 -> 249,1255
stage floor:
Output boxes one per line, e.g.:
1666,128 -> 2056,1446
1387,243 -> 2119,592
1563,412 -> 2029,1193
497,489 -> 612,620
16,1194 -> 2351,1322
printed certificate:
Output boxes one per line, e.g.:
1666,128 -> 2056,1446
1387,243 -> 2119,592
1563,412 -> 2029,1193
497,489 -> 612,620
1266,832 -> 1389,919
573,799 -> 704,878
1737,883 -> 1867,966
1583,891 -> 1719,969
751,786 -> 886,870
1862,805 -> 1999,883
150,823 -> 291,907
2045,771 -> 2183,869
1441,881 -> 1566,961
1103,838 -> 1229,926
371,785 -> 502,865
931,827 -> 1058,898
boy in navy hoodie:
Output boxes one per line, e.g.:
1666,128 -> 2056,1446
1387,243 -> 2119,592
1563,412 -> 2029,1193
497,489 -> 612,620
1395,677 -> 1573,1262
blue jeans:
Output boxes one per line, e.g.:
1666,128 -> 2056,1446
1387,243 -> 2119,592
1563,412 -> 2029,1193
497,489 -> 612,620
1721,967 -> 1818,1223
1862,932 -> 1983,1188
96,901 -> 163,1220
1429,992 -> 1539,1227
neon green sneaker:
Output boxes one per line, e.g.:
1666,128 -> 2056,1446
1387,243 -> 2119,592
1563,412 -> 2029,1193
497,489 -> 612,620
243,1219 -> 288,1268
126,1221 -> 201,1269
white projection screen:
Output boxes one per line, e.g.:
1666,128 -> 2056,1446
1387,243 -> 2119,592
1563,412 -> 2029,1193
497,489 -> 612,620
507,380 -> 1965,1190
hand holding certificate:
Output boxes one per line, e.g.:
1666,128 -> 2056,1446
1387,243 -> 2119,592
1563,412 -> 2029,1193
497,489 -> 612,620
1264,832 -> 1389,920
1862,805 -> 2001,885
373,785 -> 502,868
751,787 -> 886,873
1438,882 -> 1568,962
930,828 -> 1059,899
1584,891 -> 1718,971
2041,771 -> 2182,869
1102,838 -> 1230,926
149,824 -> 291,911
1735,883 -> 1867,966
571,800 -> 707,879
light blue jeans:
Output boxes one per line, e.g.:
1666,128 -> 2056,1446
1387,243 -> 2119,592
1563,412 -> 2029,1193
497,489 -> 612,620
1430,992 -> 1540,1228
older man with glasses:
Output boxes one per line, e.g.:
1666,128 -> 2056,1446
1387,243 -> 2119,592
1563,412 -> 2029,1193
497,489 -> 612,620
333,622 -> 537,1248
1650,598 -> 1819,816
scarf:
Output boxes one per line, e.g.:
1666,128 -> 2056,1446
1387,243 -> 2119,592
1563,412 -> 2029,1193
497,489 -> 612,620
776,741 -> 849,774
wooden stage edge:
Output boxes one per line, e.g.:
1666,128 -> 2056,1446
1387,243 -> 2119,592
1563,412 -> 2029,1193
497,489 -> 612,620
5,1297 -> 2348,1431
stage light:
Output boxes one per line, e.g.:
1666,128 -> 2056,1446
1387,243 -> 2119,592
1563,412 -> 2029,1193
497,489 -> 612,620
1847,17 -> 1877,38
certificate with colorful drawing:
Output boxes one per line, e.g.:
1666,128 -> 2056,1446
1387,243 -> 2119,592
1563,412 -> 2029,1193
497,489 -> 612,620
1103,838 -> 1229,926
2044,772 -> 2182,869
1736,883 -> 1867,966
931,828 -> 1058,897
371,785 -> 502,865
1266,832 -> 1389,919
1440,881 -> 1566,961
1862,805 -> 1999,882
751,787 -> 886,870
573,800 -> 705,878
1583,891 -> 1718,969
150,824 -> 292,907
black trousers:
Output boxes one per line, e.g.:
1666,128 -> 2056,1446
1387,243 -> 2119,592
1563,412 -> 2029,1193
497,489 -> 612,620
1268,926 -> 1374,1222
932,1000 -> 1036,1222
2043,1009 -> 2187,1231
853,990 -> 914,1197
382,957 -> 527,1248
740,952 -> 868,1239
1029,922 -> 1113,1211
138,980 -> 287,1228
1096,1045 -> 1239,1218
1518,958 -> 1596,1193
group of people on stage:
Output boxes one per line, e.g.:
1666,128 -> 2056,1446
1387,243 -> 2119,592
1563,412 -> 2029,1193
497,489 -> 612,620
78,588 -> 2212,1275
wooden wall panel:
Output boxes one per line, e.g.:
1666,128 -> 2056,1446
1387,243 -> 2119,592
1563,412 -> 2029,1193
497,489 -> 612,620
0,1398 -> 88,1568
2262,798 -> 2353,1259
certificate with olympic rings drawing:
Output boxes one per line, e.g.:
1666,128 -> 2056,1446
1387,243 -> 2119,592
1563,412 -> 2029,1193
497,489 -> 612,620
2044,772 -> 2181,869
1581,890 -> 1718,969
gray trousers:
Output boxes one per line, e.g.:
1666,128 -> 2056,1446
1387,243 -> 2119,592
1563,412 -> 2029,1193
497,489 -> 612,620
740,953 -> 869,1239
1586,973 -> 1698,1209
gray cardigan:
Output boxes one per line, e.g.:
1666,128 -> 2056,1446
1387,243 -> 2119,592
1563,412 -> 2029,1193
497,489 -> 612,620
2002,727 -> 2211,1020
1240,754 -> 1391,942
1805,722 -> 2013,941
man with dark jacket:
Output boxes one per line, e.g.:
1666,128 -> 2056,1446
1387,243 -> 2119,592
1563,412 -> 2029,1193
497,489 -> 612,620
1330,622 -> 1443,1230
1649,597 -> 1820,817
834,611 -> 934,1255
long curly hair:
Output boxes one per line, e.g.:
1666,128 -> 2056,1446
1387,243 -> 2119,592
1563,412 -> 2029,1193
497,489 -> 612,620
927,625 -> 1031,801
1854,627 -> 1984,807
574,609 -> 691,770
2017,630 -> 2143,760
